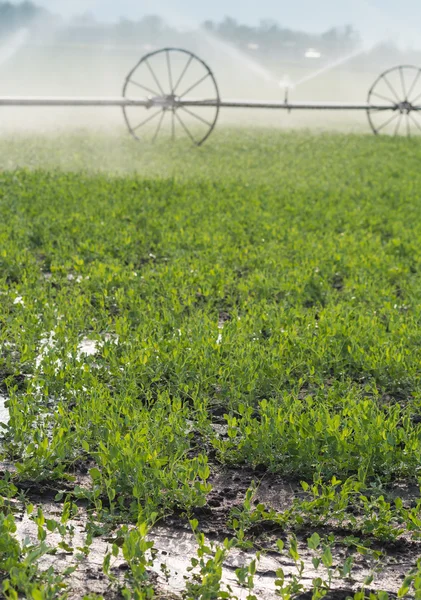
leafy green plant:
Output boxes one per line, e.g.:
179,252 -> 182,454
183,519 -> 238,600
2,130 -> 421,596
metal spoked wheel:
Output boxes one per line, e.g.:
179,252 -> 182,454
367,65 -> 421,136
122,48 -> 220,146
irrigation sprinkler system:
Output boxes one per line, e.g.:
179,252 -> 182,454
1,47 -> 421,144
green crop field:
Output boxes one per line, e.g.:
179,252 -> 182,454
1,129 -> 421,599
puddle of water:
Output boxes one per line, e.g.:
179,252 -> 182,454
77,335 -> 118,358
12,507 -> 321,599
150,526 -> 298,598
78,338 -> 98,357
34,332 -> 119,374
0,394 -> 9,427
11,498 -> 410,600
35,331 -> 57,369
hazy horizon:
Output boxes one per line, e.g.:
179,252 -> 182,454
6,0 -> 420,49
2,0 -> 421,140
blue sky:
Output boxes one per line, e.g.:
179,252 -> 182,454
26,0 -> 421,47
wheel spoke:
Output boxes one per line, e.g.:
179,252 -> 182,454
166,50 -> 174,94
132,109 -> 163,133
172,55 -> 193,96
179,73 -> 211,99
411,91 -> 421,106
382,75 -> 402,104
406,114 -> 411,137
399,66 -> 407,100
129,79 -> 160,97
370,91 -> 397,105
394,114 -> 403,136
374,110 -> 400,134
409,112 -> 421,133
174,111 -> 197,144
152,110 -> 166,142
145,59 -> 166,97
171,111 -> 175,140
179,106 -> 213,127
407,70 -> 421,103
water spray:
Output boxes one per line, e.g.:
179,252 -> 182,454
1,47 -> 420,144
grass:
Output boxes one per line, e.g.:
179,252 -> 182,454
1,128 -> 421,598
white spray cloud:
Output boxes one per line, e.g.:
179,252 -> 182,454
0,28 -> 29,68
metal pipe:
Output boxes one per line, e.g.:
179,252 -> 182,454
0,97 -> 150,107
0,96 -> 419,111
181,100 -> 400,111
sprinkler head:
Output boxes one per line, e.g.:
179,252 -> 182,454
278,79 -> 295,91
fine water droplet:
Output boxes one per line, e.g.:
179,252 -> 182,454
0,394 -> 9,426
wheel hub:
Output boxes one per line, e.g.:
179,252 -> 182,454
147,95 -> 178,110
397,100 -> 413,114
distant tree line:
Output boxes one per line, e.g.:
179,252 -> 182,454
202,17 -> 361,58
0,1 -> 50,34
1,1 -> 361,58
2,0 -> 419,67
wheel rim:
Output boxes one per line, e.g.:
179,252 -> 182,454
122,48 -> 220,146
367,65 -> 421,136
